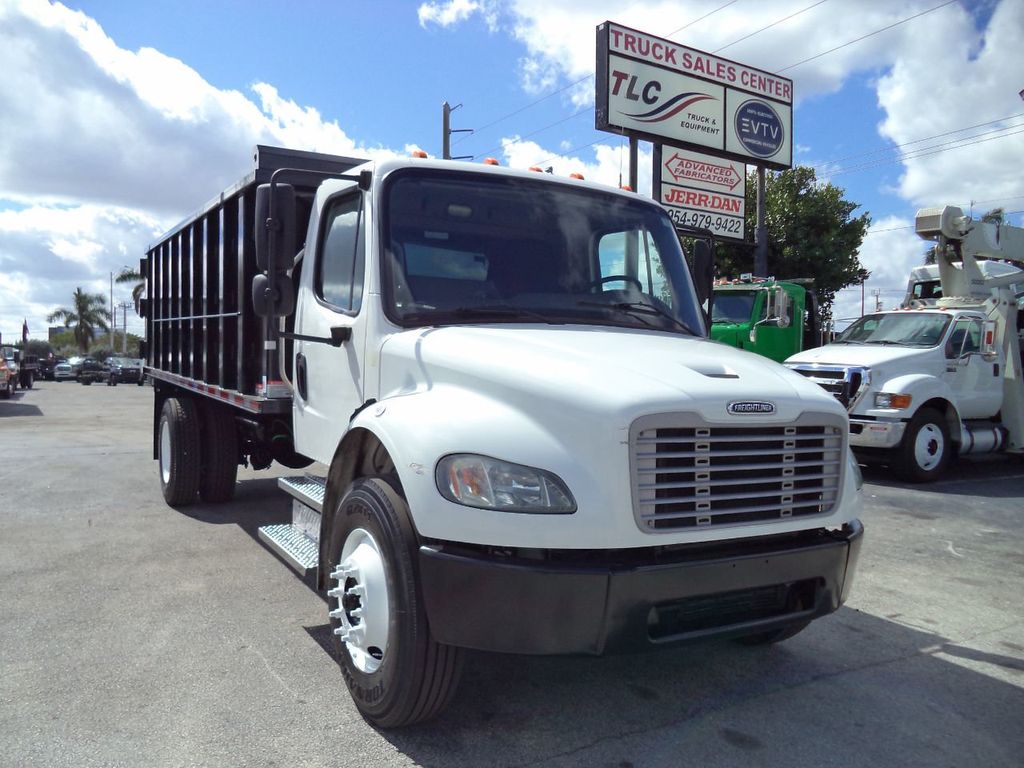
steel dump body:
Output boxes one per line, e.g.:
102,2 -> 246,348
142,146 -> 363,412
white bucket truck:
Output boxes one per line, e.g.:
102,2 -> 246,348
143,146 -> 863,726
787,206 -> 1024,481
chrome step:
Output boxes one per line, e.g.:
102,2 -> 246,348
257,475 -> 327,577
278,474 -> 327,513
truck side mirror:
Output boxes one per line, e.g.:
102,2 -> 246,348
771,287 -> 791,327
982,319 -> 998,359
252,273 -> 295,318
255,183 -> 297,273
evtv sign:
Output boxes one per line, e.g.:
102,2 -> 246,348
596,21 -> 793,170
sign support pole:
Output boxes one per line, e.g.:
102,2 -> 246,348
755,166 -> 768,277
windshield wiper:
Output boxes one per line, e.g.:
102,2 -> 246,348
578,300 -> 700,336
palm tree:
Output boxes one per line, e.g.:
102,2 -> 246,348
116,266 -> 145,314
47,288 -> 111,353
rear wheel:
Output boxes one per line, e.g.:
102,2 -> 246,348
897,407 -> 950,483
1,378 -> 11,398
327,477 -> 463,728
158,397 -> 200,506
198,403 -> 238,502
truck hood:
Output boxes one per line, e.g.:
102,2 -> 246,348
786,343 -> 937,369
379,326 -> 843,422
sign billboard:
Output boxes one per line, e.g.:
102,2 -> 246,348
596,21 -> 793,170
654,145 -> 746,241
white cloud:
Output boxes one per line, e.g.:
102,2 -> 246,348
0,0 -> 406,342
831,215 -> 927,326
876,0 -> 1024,211
418,0 -> 497,30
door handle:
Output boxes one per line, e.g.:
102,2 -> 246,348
296,352 -> 308,400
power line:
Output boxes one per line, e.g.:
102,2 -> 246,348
714,0 -> 829,54
454,1 -> 755,152
828,125 -> 1024,178
778,0 -> 958,72
666,0 -> 739,38
864,208 -> 1024,236
811,113 -> 1024,171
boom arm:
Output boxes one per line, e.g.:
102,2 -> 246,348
916,206 -> 1024,300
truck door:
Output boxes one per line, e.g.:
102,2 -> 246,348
943,317 -> 1002,419
292,189 -> 367,464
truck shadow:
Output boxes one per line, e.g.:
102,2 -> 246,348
860,455 -> 1024,498
0,396 -> 43,418
363,609 -> 1022,767
171,477 -> 290,535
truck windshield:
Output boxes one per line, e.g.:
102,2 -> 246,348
711,291 -> 758,324
381,169 -> 704,336
837,312 -> 951,347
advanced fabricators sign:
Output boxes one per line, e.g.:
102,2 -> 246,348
655,145 -> 746,241
596,21 -> 793,170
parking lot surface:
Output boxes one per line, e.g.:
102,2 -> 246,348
2,382 -> 1023,767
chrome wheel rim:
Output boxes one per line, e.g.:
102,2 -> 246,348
330,527 -> 390,674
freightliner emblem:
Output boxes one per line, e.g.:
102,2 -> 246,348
727,401 -> 776,415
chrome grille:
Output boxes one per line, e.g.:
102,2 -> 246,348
786,364 -> 868,408
631,413 -> 844,532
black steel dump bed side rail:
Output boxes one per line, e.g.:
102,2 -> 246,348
142,145 -> 365,399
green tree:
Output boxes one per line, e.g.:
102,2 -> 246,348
116,265 -> 145,314
715,166 -> 870,325
47,288 -> 111,353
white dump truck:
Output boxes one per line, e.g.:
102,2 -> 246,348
787,206 -> 1024,481
142,146 -> 863,726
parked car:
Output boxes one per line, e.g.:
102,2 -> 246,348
0,356 -> 15,398
77,358 -> 106,385
106,357 -> 145,386
53,360 -> 74,381
39,356 -> 66,381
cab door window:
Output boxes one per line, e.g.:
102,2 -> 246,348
317,194 -> 365,313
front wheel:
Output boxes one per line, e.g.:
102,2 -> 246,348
327,478 -> 463,728
897,407 -> 950,483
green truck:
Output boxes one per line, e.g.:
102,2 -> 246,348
710,277 -> 824,363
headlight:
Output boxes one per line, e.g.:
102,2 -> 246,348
436,454 -> 576,513
847,448 -> 863,491
874,392 -> 912,409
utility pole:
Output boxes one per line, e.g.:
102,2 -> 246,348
442,101 -> 473,160
117,301 -> 132,354
109,271 -> 115,348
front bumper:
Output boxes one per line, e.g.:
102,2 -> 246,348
849,417 -> 906,449
419,521 -> 863,655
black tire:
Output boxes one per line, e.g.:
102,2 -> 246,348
158,397 -> 201,506
0,378 -> 11,399
327,477 -> 463,728
81,379 -> 92,386
198,403 -> 239,503
897,407 -> 950,483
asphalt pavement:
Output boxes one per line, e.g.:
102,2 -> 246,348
2,381 -> 1022,767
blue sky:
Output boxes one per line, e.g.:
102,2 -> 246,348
1,0 -> 1022,340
